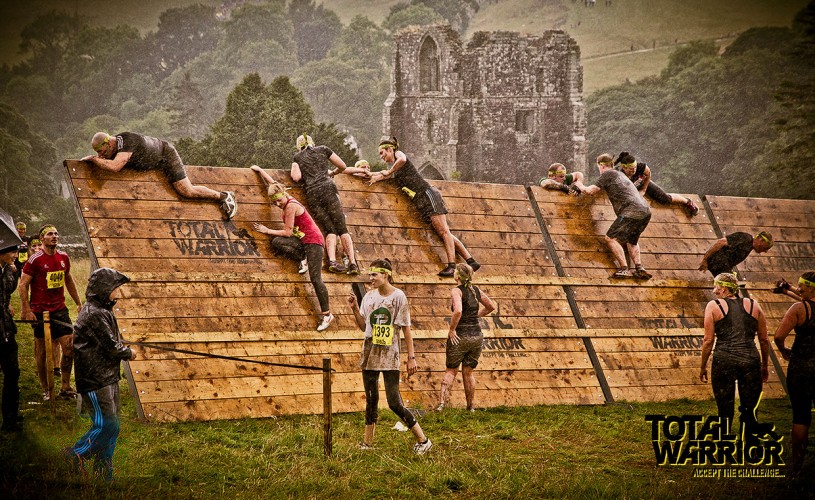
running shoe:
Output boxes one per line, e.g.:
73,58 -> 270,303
298,259 -> 308,274
438,264 -> 456,277
467,258 -> 481,272
611,268 -> 633,278
358,442 -> 374,450
684,199 -> 699,217
633,268 -> 653,280
413,438 -> 433,455
346,263 -> 360,275
42,391 -> 51,401
434,403 -> 445,412
328,261 -> 347,273
220,191 -> 238,220
53,367 -> 61,377
317,313 -> 334,332
58,388 -> 78,400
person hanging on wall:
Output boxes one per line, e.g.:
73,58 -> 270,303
576,154 -> 653,279
346,258 -> 432,454
612,152 -> 699,216
82,132 -> 238,220
539,163 -> 584,195
65,267 -> 135,481
250,166 -> 335,332
698,231 -> 773,276
369,137 -> 480,277
290,134 -> 360,275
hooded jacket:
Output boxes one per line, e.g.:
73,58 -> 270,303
1,262 -> 18,343
73,268 -> 132,393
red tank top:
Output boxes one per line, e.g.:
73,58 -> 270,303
283,198 -> 324,246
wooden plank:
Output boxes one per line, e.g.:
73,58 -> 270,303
706,195 -> 815,215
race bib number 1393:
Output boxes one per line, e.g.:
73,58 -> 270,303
372,324 -> 394,346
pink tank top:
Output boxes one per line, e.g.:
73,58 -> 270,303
284,198 -> 324,246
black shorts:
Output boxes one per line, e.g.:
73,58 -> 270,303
787,359 -> 815,426
607,213 -> 651,245
306,184 -> 349,236
33,308 -> 73,340
415,187 -> 448,224
158,142 -> 188,184
644,181 -> 672,205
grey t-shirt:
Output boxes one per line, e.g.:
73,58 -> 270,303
358,287 -> 411,371
596,169 -> 651,219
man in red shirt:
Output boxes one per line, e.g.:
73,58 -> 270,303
19,225 -> 82,400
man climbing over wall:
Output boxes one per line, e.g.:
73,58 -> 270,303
82,132 -> 237,220
577,154 -> 653,279
539,163 -> 584,195
699,231 -> 773,276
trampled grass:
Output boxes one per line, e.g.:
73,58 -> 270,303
2,258 -> 813,498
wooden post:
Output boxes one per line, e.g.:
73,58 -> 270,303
43,311 -> 55,412
323,357 -> 332,457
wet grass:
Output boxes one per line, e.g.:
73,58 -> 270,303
3,258 -> 812,497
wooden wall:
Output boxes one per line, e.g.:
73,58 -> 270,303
64,160 -> 814,421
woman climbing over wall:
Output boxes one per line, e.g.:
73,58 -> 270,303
346,258 -> 432,454
436,263 -> 495,412
368,137 -> 480,277
250,165 -> 334,332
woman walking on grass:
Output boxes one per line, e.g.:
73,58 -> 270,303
347,258 -> 432,454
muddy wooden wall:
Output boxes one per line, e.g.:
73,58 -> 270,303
64,160 -> 814,421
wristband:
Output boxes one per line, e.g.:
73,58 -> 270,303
409,356 -> 415,360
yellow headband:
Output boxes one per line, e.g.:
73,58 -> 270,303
550,170 -> 567,176
378,143 -> 396,152
368,267 -> 392,276
40,225 -> 57,238
714,279 -> 739,289
269,192 -> 285,201
799,277 -> 815,288
355,160 -> 370,168
620,161 -> 636,169
756,233 -> 773,247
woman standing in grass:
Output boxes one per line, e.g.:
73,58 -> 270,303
436,263 -> 495,412
773,271 -> 815,478
347,258 -> 432,454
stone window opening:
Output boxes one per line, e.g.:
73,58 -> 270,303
425,115 -> 434,142
515,110 -> 535,133
419,37 -> 440,92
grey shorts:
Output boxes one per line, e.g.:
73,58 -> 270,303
306,183 -> 349,236
159,142 -> 188,184
415,187 -> 448,224
446,332 -> 483,369
606,213 -> 651,245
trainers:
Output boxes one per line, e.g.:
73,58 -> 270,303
298,259 -> 309,274
58,388 -> 78,400
53,367 -> 61,377
317,313 -> 334,332
328,261 -> 347,273
413,438 -> 433,455
466,258 -> 481,272
633,268 -> 653,280
434,403 -> 445,412
611,268 -> 633,278
220,191 -> 238,220
346,263 -> 360,275
42,391 -> 51,401
684,199 -> 699,217
438,264 -> 455,277
358,442 -> 374,450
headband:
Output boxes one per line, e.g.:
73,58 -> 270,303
355,160 -> 370,168
378,143 -> 396,151
368,267 -> 392,276
40,225 -> 57,238
799,277 -> 815,288
550,170 -> 567,176
620,161 -> 636,169
714,279 -> 739,290
28,238 -> 41,246
269,192 -> 285,201
756,233 -> 773,247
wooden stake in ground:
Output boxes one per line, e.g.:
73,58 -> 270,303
44,311 -> 55,414
323,357 -> 332,457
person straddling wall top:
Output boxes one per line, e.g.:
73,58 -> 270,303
613,151 -> 699,216
699,231 -> 773,276
539,162 -> 584,196
82,131 -> 237,220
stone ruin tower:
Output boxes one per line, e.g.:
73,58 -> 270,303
383,25 -> 587,184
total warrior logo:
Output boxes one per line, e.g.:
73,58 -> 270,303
165,221 -> 260,262
645,408 -> 785,478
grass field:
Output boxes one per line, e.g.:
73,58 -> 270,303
1,258 -> 813,498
